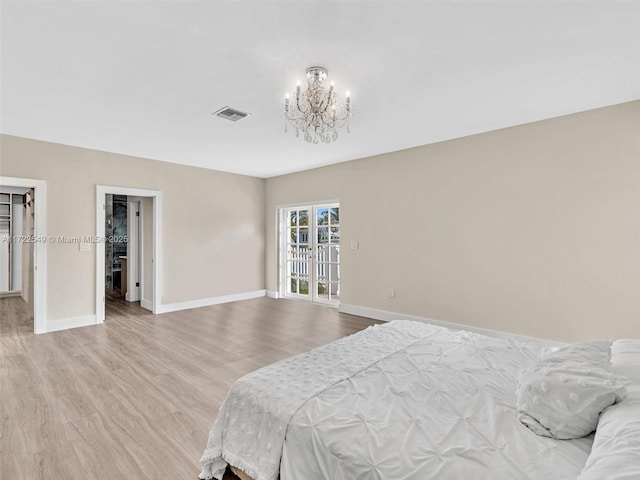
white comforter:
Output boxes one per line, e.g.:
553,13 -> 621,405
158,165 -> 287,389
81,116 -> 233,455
200,321 -> 593,480
200,320 -> 438,479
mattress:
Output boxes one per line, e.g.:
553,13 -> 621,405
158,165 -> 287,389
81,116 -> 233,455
200,321 -> 593,480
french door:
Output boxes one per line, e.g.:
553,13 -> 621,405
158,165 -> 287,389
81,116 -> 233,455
281,203 -> 340,305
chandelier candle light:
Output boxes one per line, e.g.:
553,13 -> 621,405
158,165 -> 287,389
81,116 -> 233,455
284,66 -> 353,144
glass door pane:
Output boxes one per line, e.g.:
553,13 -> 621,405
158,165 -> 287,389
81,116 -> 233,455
285,207 -> 311,298
313,205 -> 339,304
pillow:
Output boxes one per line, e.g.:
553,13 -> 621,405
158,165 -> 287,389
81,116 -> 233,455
578,340 -> 640,479
516,341 -> 628,439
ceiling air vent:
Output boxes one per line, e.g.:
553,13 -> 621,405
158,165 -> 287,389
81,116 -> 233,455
213,106 -> 251,122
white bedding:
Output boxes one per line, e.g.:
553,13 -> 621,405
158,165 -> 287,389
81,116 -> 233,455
200,321 -> 594,480
199,320 -> 439,480
281,324 -> 593,479
578,340 -> 640,479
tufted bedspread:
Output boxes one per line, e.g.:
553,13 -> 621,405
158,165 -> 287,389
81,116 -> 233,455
200,321 -> 593,480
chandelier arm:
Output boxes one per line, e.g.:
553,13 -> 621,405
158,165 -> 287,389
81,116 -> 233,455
320,100 -> 331,114
295,97 -> 306,114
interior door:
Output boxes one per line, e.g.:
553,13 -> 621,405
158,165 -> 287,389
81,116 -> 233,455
282,204 -> 340,305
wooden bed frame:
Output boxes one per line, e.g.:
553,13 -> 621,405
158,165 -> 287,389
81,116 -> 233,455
230,465 -> 254,480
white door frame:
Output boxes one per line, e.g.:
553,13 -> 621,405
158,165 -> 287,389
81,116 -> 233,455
0,176 -> 47,334
277,200 -> 340,306
96,186 -> 162,322
126,198 -> 142,302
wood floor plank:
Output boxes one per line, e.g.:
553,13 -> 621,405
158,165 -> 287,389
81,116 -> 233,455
0,295 -> 380,479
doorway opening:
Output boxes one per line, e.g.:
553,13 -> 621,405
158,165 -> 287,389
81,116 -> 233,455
279,203 -> 340,306
103,195 -> 144,311
96,186 -> 162,323
0,176 -> 47,334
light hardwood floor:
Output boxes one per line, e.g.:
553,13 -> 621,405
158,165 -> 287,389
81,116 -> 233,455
0,295 -> 380,479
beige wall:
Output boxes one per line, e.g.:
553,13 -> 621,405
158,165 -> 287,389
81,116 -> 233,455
0,135 -> 265,323
265,101 -> 640,342
2,102 -> 638,341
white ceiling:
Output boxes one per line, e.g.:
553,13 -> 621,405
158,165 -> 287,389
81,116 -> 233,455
1,1 -> 639,178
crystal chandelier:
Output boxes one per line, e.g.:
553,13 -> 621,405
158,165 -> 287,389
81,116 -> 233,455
283,66 -> 353,144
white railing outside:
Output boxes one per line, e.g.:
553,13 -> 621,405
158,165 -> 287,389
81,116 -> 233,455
288,245 -> 340,284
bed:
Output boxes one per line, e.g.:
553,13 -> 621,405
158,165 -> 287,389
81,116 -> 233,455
199,320 -> 640,480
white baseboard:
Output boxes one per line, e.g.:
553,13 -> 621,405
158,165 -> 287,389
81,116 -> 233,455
338,303 -> 565,347
41,291 -> 268,333
156,289 -> 266,314
266,290 -> 279,299
46,315 -> 98,333
125,292 -> 140,303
